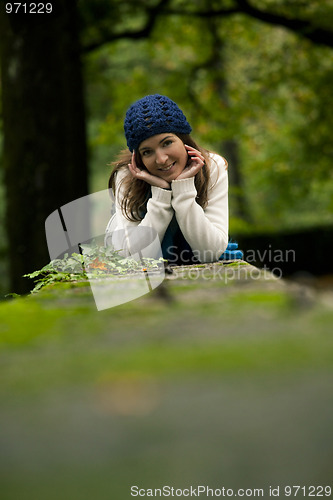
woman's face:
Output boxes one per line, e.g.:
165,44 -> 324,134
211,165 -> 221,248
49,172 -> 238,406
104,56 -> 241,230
138,133 -> 188,182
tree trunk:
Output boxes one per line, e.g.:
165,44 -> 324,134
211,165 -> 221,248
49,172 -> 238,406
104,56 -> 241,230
208,19 -> 251,223
0,1 -> 88,294
222,138 -> 251,223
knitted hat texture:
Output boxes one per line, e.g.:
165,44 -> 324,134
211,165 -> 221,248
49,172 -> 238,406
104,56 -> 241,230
124,94 -> 192,152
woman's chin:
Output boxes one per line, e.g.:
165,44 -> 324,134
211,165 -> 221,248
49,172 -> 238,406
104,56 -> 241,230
160,168 -> 184,182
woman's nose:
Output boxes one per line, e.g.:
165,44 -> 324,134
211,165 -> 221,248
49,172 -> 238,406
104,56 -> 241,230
155,149 -> 168,165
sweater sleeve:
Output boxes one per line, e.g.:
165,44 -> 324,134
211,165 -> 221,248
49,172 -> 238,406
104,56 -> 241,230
105,168 -> 174,256
170,154 -> 229,262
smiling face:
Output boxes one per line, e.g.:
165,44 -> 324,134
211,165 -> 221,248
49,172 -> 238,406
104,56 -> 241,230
138,133 -> 188,182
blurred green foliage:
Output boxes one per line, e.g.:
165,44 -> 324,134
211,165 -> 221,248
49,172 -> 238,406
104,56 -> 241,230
81,1 -> 333,232
1,0 -> 333,297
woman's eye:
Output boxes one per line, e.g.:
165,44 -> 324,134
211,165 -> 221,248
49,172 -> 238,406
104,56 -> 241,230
142,150 -> 151,156
163,140 -> 172,147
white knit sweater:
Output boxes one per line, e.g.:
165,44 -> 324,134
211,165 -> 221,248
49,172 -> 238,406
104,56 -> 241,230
105,153 -> 229,263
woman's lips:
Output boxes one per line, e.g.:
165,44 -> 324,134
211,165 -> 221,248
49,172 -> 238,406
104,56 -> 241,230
159,161 -> 175,172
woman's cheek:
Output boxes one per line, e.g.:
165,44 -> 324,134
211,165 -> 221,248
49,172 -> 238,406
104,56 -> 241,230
182,151 -> 190,169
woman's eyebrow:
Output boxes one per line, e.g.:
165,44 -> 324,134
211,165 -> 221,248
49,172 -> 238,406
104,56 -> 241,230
139,136 -> 173,152
159,136 -> 173,144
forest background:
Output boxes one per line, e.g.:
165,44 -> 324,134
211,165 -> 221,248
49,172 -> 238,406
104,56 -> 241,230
0,0 -> 333,297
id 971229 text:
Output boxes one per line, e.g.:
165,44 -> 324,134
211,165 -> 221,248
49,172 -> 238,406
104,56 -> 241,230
5,3 -> 53,14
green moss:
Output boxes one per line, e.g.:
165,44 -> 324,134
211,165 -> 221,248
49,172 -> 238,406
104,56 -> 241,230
1,267 -> 332,402
223,260 -> 250,267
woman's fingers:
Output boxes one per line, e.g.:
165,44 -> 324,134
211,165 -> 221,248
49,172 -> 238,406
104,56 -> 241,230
185,144 -> 205,166
128,160 -> 170,189
131,152 -> 138,169
176,163 -> 203,180
175,145 -> 205,181
129,152 -> 139,174
128,151 -> 144,179
128,162 -> 138,177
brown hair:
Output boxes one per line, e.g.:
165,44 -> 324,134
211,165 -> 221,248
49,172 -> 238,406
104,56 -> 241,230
108,134 -> 213,222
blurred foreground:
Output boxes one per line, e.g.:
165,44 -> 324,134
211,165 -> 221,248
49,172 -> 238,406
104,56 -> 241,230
0,262 -> 332,499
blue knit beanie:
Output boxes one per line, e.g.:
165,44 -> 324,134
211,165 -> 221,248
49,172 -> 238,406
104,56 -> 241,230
124,94 -> 192,152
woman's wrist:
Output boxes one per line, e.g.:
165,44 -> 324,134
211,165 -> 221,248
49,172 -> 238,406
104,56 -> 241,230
151,185 -> 173,201
171,176 -> 196,194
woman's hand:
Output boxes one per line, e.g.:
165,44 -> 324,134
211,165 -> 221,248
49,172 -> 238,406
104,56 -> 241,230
128,152 -> 170,190
174,145 -> 205,181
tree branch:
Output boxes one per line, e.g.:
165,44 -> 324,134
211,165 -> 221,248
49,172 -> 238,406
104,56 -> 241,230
235,0 -> 333,48
82,0 -> 172,53
162,0 -> 333,49
162,6 -> 240,18
82,0 -> 333,53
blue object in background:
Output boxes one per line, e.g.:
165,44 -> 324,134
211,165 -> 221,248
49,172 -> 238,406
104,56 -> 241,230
220,240 -> 244,260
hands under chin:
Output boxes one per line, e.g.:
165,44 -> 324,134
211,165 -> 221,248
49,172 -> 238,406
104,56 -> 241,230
175,165 -> 201,181
139,170 -> 171,189
131,168 -> 171,189
128,144 -> 206,189
174,144 -> 205,181
128,153 -> 170,189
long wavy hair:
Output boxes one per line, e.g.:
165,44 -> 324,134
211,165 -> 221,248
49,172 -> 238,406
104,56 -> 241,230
108,133 -> 214,222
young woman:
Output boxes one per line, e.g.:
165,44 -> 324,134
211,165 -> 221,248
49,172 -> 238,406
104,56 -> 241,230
105,94 -> 229,265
